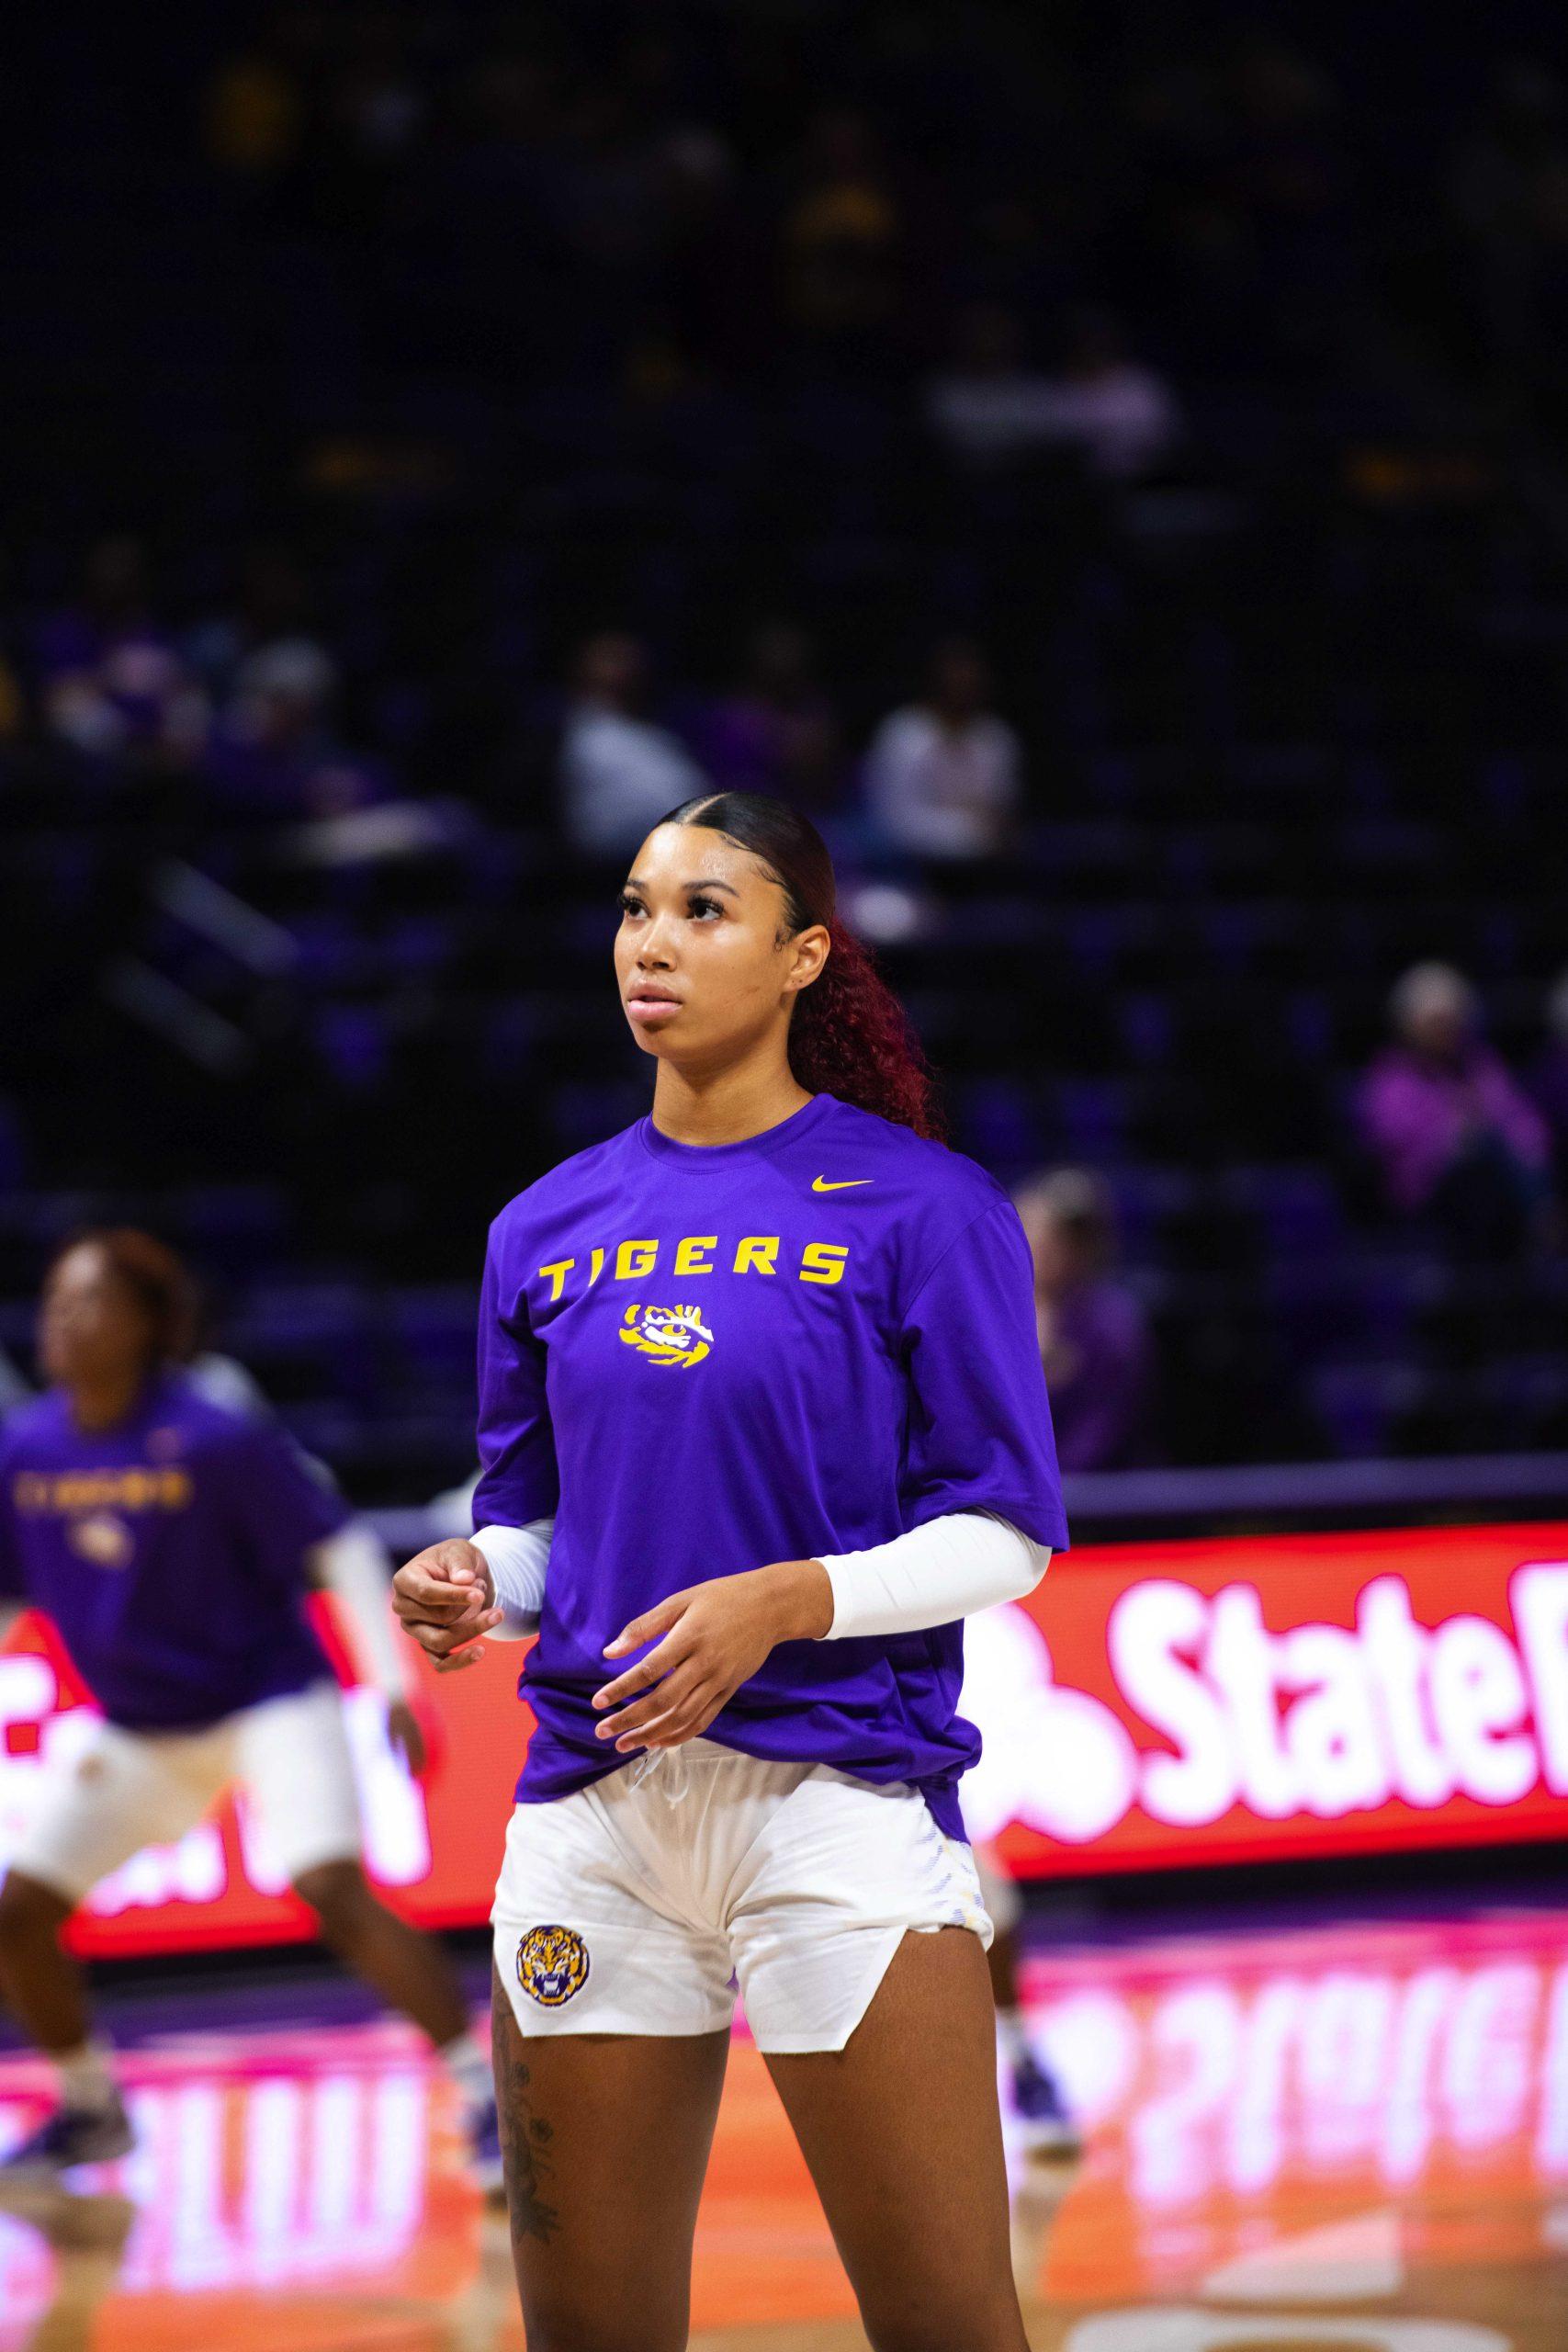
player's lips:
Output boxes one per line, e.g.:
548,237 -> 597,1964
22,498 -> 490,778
625,985 -> 683,1024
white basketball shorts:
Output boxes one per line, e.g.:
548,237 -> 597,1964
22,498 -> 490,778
491,1738 -> 993,2055
8,1679 -> 364,1904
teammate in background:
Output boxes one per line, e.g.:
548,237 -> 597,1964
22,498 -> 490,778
950,1160 -> 1154,2164
1013,1168 -> 1152,1475
970,1840 -> 1080,2157
394,793 -> 1067,2352
0,1230 -> 500,2184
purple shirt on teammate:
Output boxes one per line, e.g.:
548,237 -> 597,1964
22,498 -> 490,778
474,1091 -> 1068,1838
0,1374 -> 349,1730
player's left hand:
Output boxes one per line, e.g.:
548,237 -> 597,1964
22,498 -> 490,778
592,1561 -> 833,1753
386,1699 -> 429,1776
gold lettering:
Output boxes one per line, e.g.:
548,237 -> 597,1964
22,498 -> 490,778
615,1238 -> 659,1280
732,1235 -> 779,1275
538,1258 -> 575,1303
588,1247 -> 605,1285
673,1235 -> 717,1277
800,1242 -> 849,1285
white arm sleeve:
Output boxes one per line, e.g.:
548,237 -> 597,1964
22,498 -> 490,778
470,1520 -> 554,1639
818,1511 -> 1050,1641
311,1521 -> 410,1699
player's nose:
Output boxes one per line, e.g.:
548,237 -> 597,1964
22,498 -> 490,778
636,923 -> 677,967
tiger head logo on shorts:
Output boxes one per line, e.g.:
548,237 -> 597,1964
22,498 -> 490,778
618,1302 -> 713,1367
516,1924 -> 591,2007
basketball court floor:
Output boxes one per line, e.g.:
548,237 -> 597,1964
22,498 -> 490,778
1,1896 -> 1562,2350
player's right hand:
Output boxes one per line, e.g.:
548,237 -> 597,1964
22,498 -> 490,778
392,1540 -> 502,1674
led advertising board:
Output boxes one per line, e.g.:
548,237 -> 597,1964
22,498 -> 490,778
4,1521 -> 1566,1953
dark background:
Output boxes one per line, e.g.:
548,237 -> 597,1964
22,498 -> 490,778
4,2 -> 1568,1499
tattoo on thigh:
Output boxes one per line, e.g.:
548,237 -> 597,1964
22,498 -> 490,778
491,1974 -> 560,2245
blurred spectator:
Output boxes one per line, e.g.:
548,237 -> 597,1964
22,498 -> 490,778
863,639 -> 1021,860
925,304 -> 1066,472
39,537 -> 209,768
1358,963 -> 1552,1254
928,302 -> 1179,481
1014,1169 -> 1154,1472
699,624 -> 840,808
783,107 -> 904,349
185,545 -> 322,703
210,638 -> 383,819
1531,967 -> 1568,1169
558,631 -> 706,855
1036,307 -> 1182,481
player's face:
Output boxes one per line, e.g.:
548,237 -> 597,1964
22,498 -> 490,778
39,1246 -> 154,1388
615,824 -> 829,1069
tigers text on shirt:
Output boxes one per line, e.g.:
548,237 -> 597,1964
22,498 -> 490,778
536,1233 -> 849,1301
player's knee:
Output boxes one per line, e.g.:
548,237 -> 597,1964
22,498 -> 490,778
0,1870 -> 70,1949
292,1860 -> 374,1951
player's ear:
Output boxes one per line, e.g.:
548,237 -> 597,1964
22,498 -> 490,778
784,922 -> 830,999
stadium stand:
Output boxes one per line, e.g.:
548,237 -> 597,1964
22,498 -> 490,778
4,4 -> 1568,1497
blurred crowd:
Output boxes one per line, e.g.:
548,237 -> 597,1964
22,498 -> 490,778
2,527 -> 1043,858
196,6 -> 1343,393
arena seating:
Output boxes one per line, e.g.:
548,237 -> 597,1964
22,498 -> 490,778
2,6 -> 1565,1497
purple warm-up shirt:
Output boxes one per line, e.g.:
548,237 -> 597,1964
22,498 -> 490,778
474,1092 -> 1068,1838
0,1374 -> 348,1730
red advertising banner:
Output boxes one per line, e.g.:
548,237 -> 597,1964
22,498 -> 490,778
960,1519 -> 1568,1878
4,1519 -> 1568,1955
0,1600 -> 530,1960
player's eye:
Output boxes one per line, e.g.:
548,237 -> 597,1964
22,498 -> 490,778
618,890 -> 644,918
689,894 -> 723,921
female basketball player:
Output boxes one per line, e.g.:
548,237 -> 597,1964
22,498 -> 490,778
0,1230 -> 498,2183
394,793 -> 1067,2352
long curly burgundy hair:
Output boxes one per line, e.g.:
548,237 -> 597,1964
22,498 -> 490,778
660,792 -> 946,1141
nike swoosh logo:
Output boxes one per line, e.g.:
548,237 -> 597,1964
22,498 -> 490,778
812,1177 -> 873,1192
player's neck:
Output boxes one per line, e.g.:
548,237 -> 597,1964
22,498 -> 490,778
650,1046 -> 812,1148
67,1364 -> 154,1434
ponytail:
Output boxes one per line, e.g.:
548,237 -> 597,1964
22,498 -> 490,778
790,917 -> 945,1139
659,791 -> 946,1141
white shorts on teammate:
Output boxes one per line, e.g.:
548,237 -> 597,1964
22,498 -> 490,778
10,1679 -> 363,1904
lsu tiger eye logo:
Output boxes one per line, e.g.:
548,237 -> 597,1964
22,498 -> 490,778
516,1924 -> 591,2007
619,1302 -> 713,1367
67,1512 -> 133,1569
